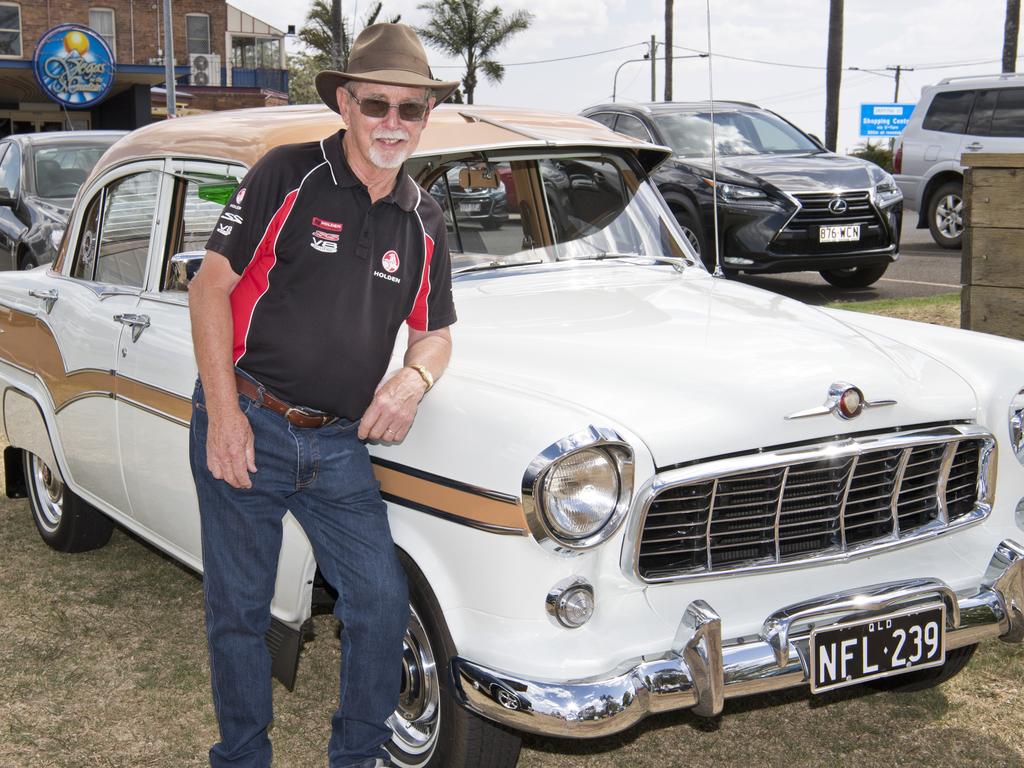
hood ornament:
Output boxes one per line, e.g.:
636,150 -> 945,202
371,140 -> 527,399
785,382 -> 897,421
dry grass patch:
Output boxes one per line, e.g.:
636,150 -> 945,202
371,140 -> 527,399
827,291 -> 961,327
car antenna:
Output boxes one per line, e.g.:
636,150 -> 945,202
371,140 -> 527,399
705,0 -> 723,278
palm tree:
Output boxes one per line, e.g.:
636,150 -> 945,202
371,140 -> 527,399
664,0 -> 674,102
299,1 -> 400,71
1004,0 -> 1020,73
824,0 -> 844,151
416,0 -> 533,105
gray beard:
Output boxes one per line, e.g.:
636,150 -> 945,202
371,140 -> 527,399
368,143 -> 410,169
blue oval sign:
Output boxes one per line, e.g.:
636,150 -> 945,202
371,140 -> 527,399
33,24 -> 116,109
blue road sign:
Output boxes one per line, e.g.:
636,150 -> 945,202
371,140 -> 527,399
860,103 -> 916,137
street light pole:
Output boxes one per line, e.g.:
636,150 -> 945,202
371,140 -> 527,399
612,53 -> 708,102
163,0 -> 176,117
650,35 -> 656,101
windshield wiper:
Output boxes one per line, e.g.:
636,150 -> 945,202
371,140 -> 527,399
452,259 -> 543,276
569,251 -> 691,271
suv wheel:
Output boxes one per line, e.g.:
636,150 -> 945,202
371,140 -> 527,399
819,263 -> 889,289
927,180 -> 964,249
670,205 -> 708,267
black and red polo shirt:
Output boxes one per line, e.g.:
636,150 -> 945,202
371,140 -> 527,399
205,129 -> 456,421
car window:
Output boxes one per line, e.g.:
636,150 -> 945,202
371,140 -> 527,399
33,144 -> 109,198
73,171 -> 160,287
922,90 -> 975,134
163,177 -> 224,291
587,112 -> 616,129
0,141 -> 20,194
966,90 -> 996,136
429,161 -> 518,259
990,87 -> 1024,137
614,115 -> 654,142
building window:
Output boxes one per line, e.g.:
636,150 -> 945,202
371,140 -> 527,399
186,14 -> 211,55
0,3 -> 21,58
89,8 -> 116,56
231,37 -> 280,69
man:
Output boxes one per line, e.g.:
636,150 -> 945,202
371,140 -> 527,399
188,23 -> 458,768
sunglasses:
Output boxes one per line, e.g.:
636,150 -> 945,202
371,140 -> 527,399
349,93 -> 429,122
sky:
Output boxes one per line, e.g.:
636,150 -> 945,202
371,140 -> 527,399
232,0 -> 1020,154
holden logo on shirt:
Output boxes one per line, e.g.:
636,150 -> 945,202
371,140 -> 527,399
310,217 -> 342,253
374,249 -> 402,284
236,188 -> 246,203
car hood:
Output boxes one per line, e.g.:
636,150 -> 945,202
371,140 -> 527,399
685,152 -> 877,193
28,195 -> 73,222
449,263 -> 977,467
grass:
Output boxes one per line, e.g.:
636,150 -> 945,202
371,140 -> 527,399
826,291 -> 961,327
4,292 -> 1023,767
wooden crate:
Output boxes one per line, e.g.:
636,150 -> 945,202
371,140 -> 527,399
962,153 -> 1024,340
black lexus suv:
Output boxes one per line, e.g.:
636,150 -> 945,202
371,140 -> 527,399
581,102 -> 903,288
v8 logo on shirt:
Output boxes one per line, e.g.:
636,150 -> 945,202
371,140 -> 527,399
311,237 -> 338,253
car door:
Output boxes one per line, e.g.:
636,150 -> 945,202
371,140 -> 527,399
40,159 -> 165,515
114,159 -> 241,568
0,141 -> 20,269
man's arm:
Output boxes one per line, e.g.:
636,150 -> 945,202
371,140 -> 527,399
358,326 -> 452,442
189,250 -> 256,488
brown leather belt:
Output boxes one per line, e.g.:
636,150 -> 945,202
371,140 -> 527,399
235,373 -> 338,428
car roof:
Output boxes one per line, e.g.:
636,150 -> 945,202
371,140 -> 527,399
583,101 -> 764,116
5,130 -> 127,147
94,103 -> 672,178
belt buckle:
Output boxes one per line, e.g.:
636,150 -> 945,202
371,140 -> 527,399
284,406 -> 307,424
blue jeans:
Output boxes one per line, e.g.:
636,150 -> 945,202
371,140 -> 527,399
189,376 -> 409,768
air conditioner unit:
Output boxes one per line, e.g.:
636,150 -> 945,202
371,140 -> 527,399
189,53 -> 221,86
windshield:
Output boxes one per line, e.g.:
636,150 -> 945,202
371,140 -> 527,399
427,154 -> 697,274
34,143 -> 114,198
654,110 -> 820,157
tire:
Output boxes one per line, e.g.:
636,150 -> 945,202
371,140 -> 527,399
869,643 -> 977,693
23,451 -> 113,553
926,180 -> 964,249
670,204 -> 708,267
387,552 -> 522,768
819,263 -> 889,289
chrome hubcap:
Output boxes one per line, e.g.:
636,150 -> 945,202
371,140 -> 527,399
29,455 -> 63,532
388,605 -> 440,756
935,194 -> 963,239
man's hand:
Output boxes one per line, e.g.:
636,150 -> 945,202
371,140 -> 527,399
358,367 -> 428,442
205,405 -> 257,489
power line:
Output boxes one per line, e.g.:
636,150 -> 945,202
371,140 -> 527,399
428,42 -> 648,69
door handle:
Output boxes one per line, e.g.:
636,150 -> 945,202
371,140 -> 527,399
114,312 -> 151,342
964,142 -> 984,151
28,288 -> 58,314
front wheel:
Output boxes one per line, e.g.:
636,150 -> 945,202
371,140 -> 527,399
387,552 -> 521,768
926,180 -> 964,249
23,451 -> 113,552
819,263 -> 889,289
671,205 -> 707,267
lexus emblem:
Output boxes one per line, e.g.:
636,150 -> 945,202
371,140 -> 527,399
828,197 -> 848,215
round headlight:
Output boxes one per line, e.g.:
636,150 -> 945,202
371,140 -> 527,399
1010,389 -> 1024,464
541,448 -> 619,540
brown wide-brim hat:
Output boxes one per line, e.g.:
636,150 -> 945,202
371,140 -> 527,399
315,23 -> 459,113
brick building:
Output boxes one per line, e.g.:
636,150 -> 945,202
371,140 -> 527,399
0,0 -> 289,135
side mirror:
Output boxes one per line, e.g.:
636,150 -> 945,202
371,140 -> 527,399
168,250 -> 205,291
0,187 -> 14,206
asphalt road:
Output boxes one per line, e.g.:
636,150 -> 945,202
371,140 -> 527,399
736,210 -> 961,306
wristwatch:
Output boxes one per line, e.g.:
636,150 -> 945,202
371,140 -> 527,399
407,363 -> 434,392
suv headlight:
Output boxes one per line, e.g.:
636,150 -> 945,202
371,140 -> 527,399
700,177 -> 772,203
873,171 -> 903,207
523,427 -> 634,552
1011,389 -> 1024,464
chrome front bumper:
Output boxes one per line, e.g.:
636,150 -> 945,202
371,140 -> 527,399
452,539 -> 1024,739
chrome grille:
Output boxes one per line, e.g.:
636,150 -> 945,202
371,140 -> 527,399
632,429 -> 993,581
771,190 -> 892,255
790,191 -> 878,227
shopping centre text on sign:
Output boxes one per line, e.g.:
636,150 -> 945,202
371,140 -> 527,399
859,104 -> 916,137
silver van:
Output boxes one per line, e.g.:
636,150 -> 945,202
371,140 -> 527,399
894,73 -> 1024,248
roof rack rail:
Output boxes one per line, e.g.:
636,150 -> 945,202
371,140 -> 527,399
937,72 -> 1024,85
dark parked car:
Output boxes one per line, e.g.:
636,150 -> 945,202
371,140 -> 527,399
581,102 -> 903,288
0,131 -> 125,270
429,165 -> 509,230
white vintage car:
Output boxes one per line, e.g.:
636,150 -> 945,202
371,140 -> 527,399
2,105 -> 1023,768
